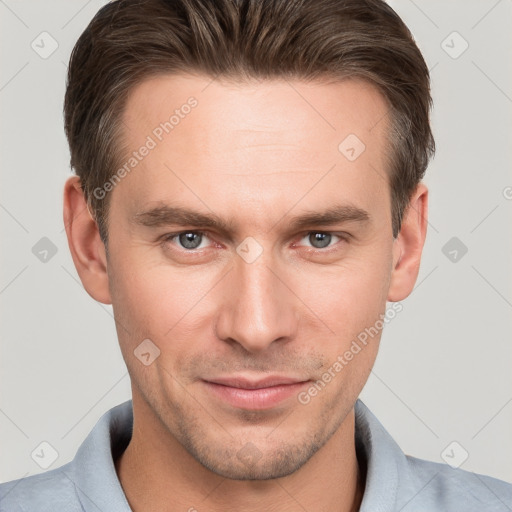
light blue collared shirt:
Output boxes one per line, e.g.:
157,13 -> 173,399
1,399 -> 511,511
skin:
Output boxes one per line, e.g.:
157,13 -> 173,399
63,74 -> 428,512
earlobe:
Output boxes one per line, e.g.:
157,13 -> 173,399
387,183 -> 428,302
63,176 -> 112,304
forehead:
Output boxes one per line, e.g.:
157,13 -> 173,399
121,73 -> 390,159
114,73 -> 392,229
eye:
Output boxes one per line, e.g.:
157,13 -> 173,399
298,232 -> 346,250
160,230 -> 347,254
163,231 -> 211,250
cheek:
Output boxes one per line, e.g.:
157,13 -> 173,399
294,250 -> 392,339
109,255 -> 220,343
297,257 -> 391,403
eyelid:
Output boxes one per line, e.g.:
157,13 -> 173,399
293,231 -> 349,250
161,229 -> 349,252
161,230 -> 213,249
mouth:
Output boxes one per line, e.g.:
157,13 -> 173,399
202,375 -> 310,410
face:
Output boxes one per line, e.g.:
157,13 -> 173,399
103,74 -> 398,479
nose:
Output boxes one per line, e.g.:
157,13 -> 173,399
214,250 -> 299,353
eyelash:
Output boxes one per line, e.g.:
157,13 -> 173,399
160,230 -> 349,253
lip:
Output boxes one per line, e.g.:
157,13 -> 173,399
202,375 -> 310,410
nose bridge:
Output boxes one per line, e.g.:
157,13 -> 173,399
215,245 -> 298,353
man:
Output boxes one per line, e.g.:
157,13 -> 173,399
1,0 -> 510,511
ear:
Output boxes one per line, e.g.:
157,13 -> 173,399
63,176 -> 112,304
387,183 -> 428,302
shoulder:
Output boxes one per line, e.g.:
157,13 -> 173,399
401,454 -> 512,512
0,462 -> 83,512
354,399 -> 512,511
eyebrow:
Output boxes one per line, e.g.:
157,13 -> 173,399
132,203 -> 371,237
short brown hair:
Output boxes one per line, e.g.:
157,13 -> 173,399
64,0 -> 435,242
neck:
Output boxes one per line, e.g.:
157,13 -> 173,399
115,394 -> 365,512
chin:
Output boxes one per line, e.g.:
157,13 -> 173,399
194,444 -> 318,481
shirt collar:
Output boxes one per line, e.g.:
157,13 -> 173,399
69,398 -> 408,511
71,400 -> 133,512
354,399 -> 402,511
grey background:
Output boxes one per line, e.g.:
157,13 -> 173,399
1,0 -> 511,484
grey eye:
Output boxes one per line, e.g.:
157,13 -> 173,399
308,232 -> 332,249
178,232 -> 203,249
